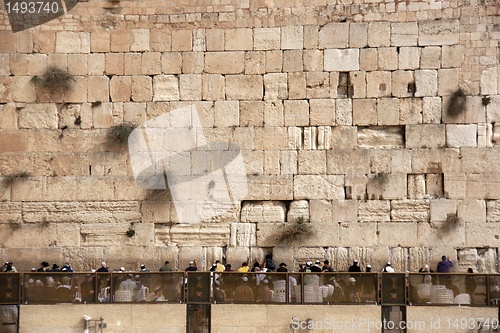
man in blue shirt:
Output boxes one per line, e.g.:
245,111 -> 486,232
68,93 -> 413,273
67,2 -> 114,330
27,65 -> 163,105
437,256 -> 453,272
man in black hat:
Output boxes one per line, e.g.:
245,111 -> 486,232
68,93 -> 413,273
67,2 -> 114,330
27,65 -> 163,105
310,260 -> 322,272
49,264 -> 61,272
348,260 -> 361,272
277,262 -> 288,272
37,262 -> 50,272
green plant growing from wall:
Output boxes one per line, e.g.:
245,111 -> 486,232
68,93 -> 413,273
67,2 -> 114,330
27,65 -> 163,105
276,216 -> 312,244
107,123 -> 135,146
126,226 -> 136,237
446,88 -> 466,117
31,66 -> 75,94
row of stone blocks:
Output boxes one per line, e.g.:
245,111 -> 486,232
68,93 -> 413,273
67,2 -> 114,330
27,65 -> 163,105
0,21 -> 463,54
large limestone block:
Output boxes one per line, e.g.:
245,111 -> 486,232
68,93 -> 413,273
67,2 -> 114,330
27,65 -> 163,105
306,72 -> 330,99
225,28 -> 253,51
303,50 -> 323,72
406,124 -> 445,148
360,48 -> 378,71
130,29 -> 150,52
423,96 -> 442,123
444,173 -> 466,199
179,74 -> 202,100
399,97 -> 423,124
254,28 -> 280,50
55,32 -> 90,53
466,223 -> 500,248
142,52 -> 162,75
288,72 -> 306,99
245,51 -> 265,75
415,70 -> 438,97
318,23 -> 349,48
281,25 -> 303,49
263,73 -> 287,100
442,45 -> 465,68
230,223 -> 256,246
254,127 -> 287,150
263,101 -> 284,127
339,222 -> 378,247
0,77 -> 12,103
438,68 -> 459,97
458,199 -> 486,224
298,150 -> 326,175
280,150 -> 297,175
391,200 -> 429,222
418,220 -> 465,247
358,126 -> 404,148
293,175 -> 344,200
352,98 -> 377,125
324,49 -> 359,71
486,200 -> 500,223
367,173 -> 406,200
18,104 -> 58,129
378,222 -> 418,247
358,200 -> 390,222
205,52 -> 244,74
349,22 -> 368,48
171,30 -> 192,51
12,76 -> 36,103
391,70 -> 414,98
225,75 -> 263,100
399,47 -> 420,70
214,100 -> 238,127
110,76 -> 132,102
467,173 -> 500,199
202,74 -> 225,100
378,47 -> 398,71
481,67 -> 498,95
430,199 -> 458,222
283,50 -> 303,72
245,175 -> 293,200
309,99 -> 335,126
284,100 -> 309,126
206,29 -> 224,51
150,30 -> 171,52
87,76 -> 109,102
327,149 -> 370,174
153,75 -> 179,101
407,174 -> 426,199
418,20 -> 459,46
159,224 -> 231,246
131,76 -> 153,102
446,124 -> 477,148
377,98 -> 399,125
287,200 -> 309,223
368,22 -> 391,47
391,22 -> 418,46
335,99 -> 352,125
161,52 -> 182,74
241,200 -> 286,223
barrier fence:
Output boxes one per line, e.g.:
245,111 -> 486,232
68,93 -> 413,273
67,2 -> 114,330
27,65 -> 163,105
1,272 -> 499,306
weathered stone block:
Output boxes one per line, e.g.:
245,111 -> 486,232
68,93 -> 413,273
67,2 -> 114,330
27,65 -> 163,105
206,29 -> 224,51
264,73 -> 287,100
366,71 -> 392,97
281,25 -> 303,49
444,173 -> 467,199
287,200 -> 309,222
349,22 -> 368,48
171,30 -> 192,51
335,99 -> 352,125
293,175 -> 344,200
352,99 -> 377,125
280,150 -> 297,175
179,74 -> 202,101
379,222 -> 418,247
202,74 -> 225,101
245,51 -> 265,75
205,52 -> 244,74
399,97 -> 423,124
358,200 -> 390,222
419,20 -> 459,46
87,76 -> 109,102
415,70 -> 438,97
399,47 -> 420,70
377,98 -> 399,125
306,72 -> 329,99
303,50 -> 323,72
367,173 -> 406,200
446,124 -> 477,148
327,149 -> 370,174
130,29 -> 150,52
225,28 -> 253,51
253,28 -> 280,50
131,76 -> 153,102
142,52 -> 162,75
225,75 -> 263,100
241,201 -> 286,223
56,32 -> 90,53
110,76 -> 131,102
283,50 -> 303,72
150,30 -> 171,52
442,45 -> 465,68
298,150 -> 326,175
358,126 -> 404,148
18,104 -> 58,129
406,124 -> 445,148
284,100 -> 309,126
423,96 -> 442,123
324,49 -> 359,71
368,22 -> 391,47
153,75 -> 179,101
438,68 -> 459,96
359,48 -> 378,71
378,47 -> 398,71
391,22 -> 418,46
309,99 -> 335,126
318,23 -> 349,48
214,100 -> 239,127
430,199 -> 458,222
245,175 -> 293,200
420,46 -> 442,69
392,200 -> 429,222
230,223 -> 256,247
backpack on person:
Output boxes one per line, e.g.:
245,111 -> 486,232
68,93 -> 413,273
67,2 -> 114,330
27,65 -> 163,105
266,258 -> 276,270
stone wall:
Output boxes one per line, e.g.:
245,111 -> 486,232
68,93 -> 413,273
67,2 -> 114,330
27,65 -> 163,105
0,0 -> 500,272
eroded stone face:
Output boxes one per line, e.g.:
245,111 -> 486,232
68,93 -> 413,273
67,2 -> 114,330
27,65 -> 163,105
1,1 -> 500,273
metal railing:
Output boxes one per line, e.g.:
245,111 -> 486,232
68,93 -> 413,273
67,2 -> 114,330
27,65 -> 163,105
1,272 -> 499,306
